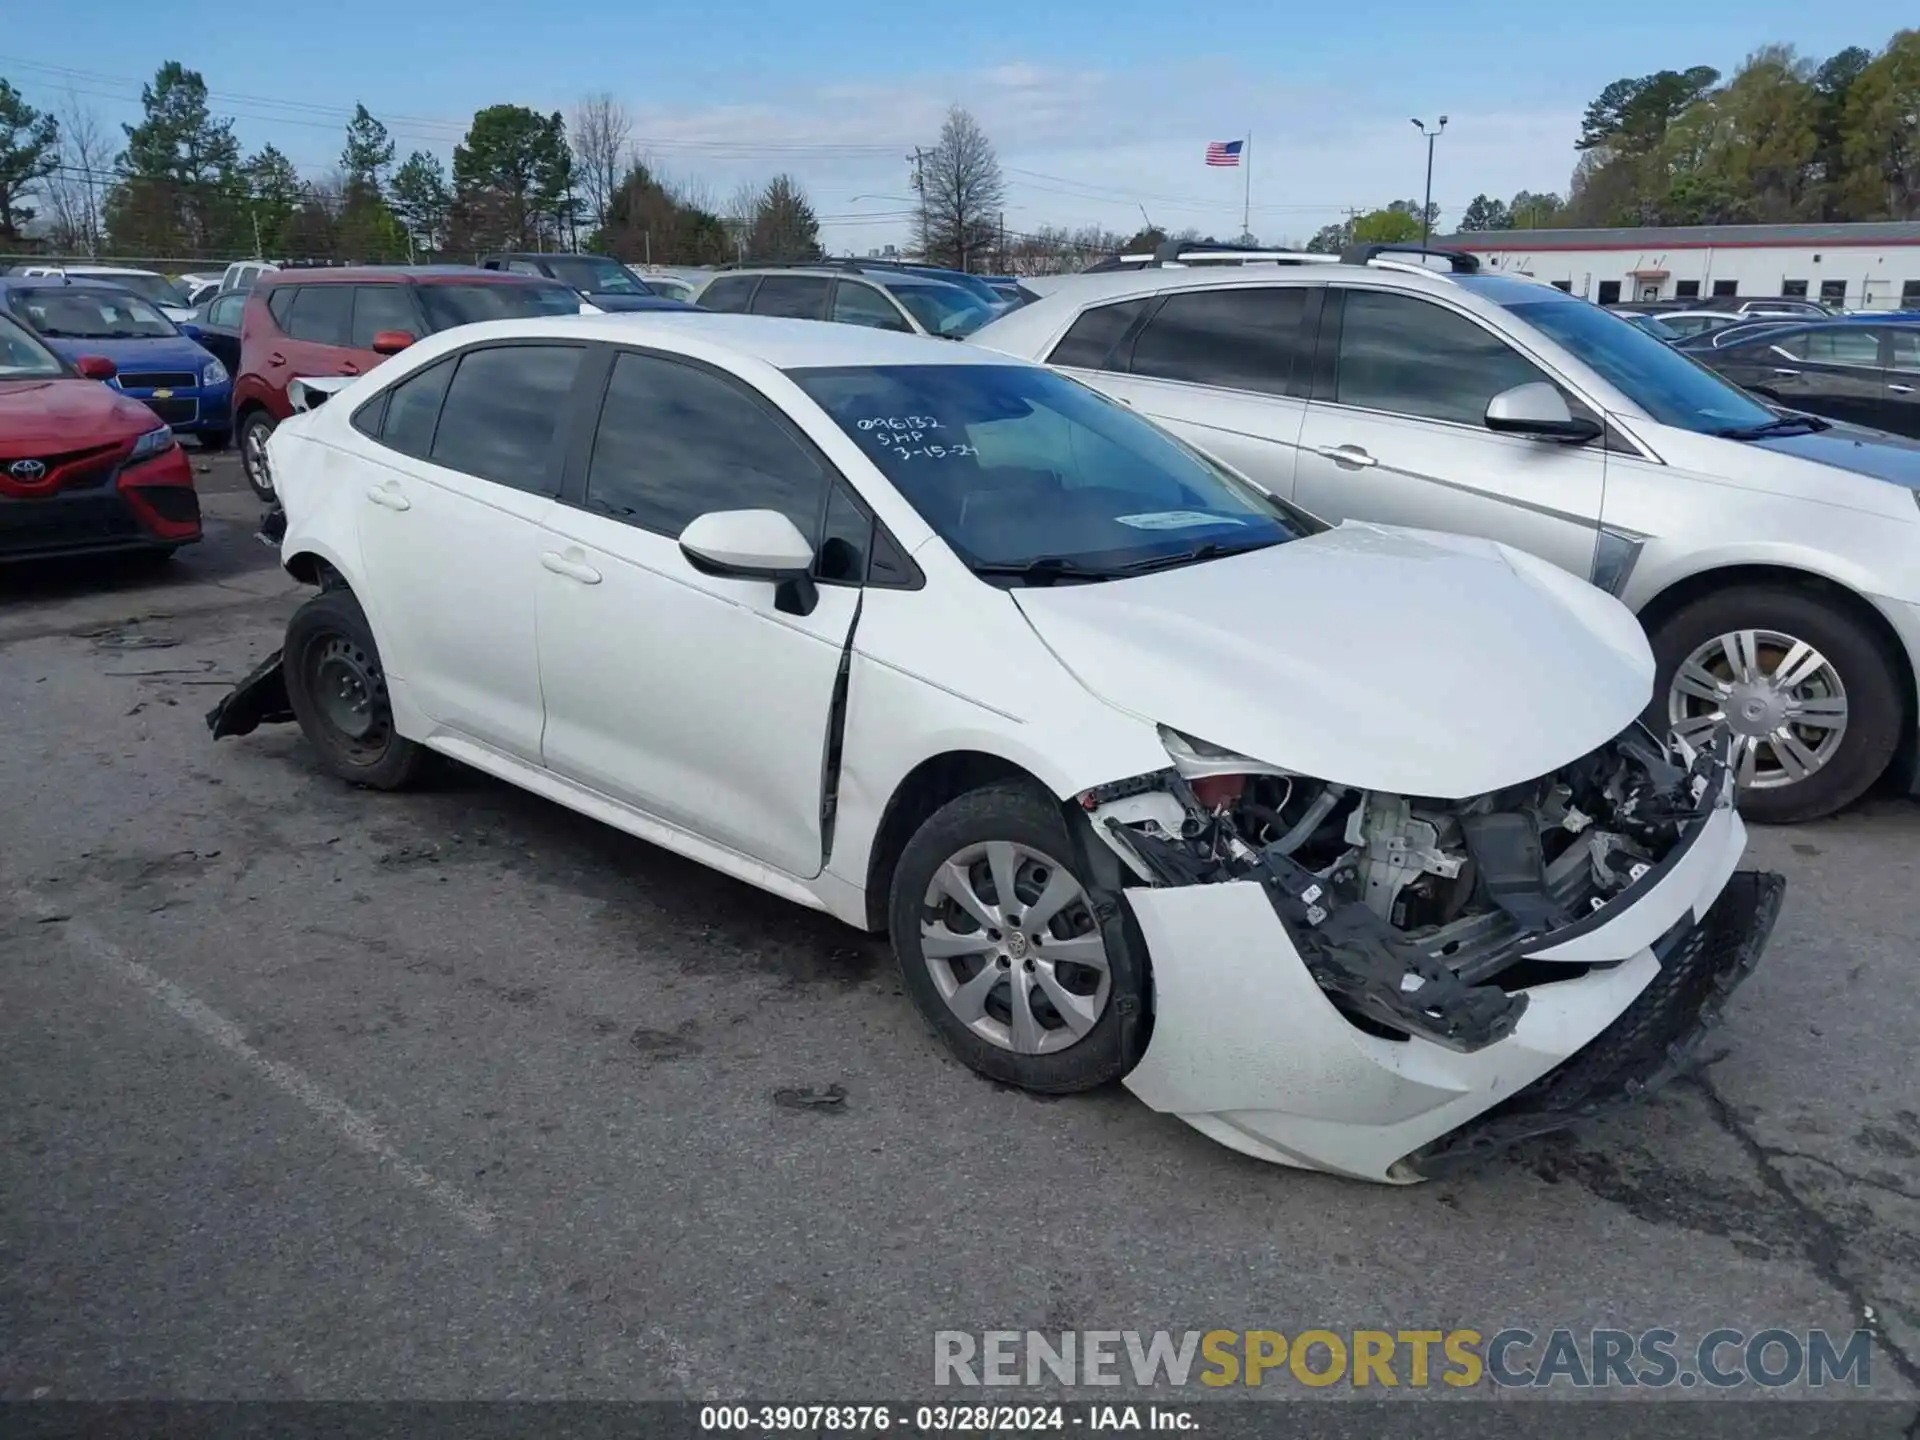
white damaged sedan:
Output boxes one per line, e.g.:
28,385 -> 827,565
208,313 -> 1783,1183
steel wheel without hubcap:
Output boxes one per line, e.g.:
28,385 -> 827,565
306,633 -> 392,763
920,840 -> 1111,1055
1667,628 -> 1848,791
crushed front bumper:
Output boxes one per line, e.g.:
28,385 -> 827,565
1118,774 -> 1783,1183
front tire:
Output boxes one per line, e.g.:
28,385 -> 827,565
238,410 -> 276,502
1648,584 -> 1903,823
888,781 -> 1146,1093
282,589 -> 425,790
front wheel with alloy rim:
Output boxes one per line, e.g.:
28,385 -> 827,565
1648,583 -> 1904,824
239,410 -> 276,501
889,781 -> 1148,1093
282,589 -> 425,790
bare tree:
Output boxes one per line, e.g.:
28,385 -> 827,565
571,93 -> 631,235
40,92 -> 111,255
917,105 -> 1004,272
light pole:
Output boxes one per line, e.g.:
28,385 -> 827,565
1411,116 -> 1448,251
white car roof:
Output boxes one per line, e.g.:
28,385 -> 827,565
411,310 -> 1033,373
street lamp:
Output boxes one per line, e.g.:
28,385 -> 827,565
1411,116 -> 1448,251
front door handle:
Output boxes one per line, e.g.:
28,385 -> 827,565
1311,443 -> 1378,469
339,362 -> 361,376
541,550 -> 602,585
1771,367 -> 1801,377
1891,383 -> 1915,395
268,351 -> 286,366
365,484 -> 411,511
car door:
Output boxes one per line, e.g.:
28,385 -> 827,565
1754,327 -> 1889,428
347,282 -> 423,365
280,284 -> 367,381
1047,286 -> 1314,499
1293,286 -> 1605,582
535,347 -> 859,878
198,292 -> 244,370
350,341 -> 587,762
1886,329 -> 1920,439
829,279 -> 913,333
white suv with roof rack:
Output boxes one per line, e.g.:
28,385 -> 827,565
971,242 -> 1920,823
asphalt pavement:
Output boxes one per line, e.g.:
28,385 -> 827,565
2,451 -> 1917,1414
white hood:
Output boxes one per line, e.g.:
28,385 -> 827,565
1012,522 -> 1655,799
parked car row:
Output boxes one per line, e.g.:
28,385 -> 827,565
201,293 -> 1790,1184
1677,316 -> 1920,439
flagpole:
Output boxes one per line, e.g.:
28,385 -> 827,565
1242,132 -> 1252,240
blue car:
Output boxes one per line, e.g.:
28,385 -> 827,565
0,276 -> 233,447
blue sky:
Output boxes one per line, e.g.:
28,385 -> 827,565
4,3 -> 1912,252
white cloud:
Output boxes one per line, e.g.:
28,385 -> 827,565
609,60 -> 1580,253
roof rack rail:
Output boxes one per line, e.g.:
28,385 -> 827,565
1081,242 -> 1340,273
1339,242 -> 1481,275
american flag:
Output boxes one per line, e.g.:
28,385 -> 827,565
1205,140 -> 1244,167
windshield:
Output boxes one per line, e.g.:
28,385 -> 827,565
0,313 -> 65,377
9,287 -> 177,340
1627,314 -> 1681,341
543,255 -> 651,296
791,363 -> 1312,579
644,276 -> 695,301
98,272 -> 189,308
889,282 -> 995,338
1503,297 -> 1776,435
418,282 -> 585,329
911,269 -> 1007,309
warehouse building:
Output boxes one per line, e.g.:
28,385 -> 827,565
1436,222 -> 1920,311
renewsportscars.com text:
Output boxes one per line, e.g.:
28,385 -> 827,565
933,1328 -> 1874,1390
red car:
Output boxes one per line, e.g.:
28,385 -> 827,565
0,313 -> 200,564
232,265 -> 587,501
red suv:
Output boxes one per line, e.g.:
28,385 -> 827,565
232,266 -> 587,501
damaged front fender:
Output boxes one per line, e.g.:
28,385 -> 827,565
206,648 -> 292,738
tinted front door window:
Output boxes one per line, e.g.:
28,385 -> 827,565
427,345 -> 582,493
585,351 -> 826,538
1334,290 -> 1547,425
698,276 -> 757,312
350,285 -> 419,348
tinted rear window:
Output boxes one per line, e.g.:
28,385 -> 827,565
417,283 -> 582,331
1047,298 -> 1149,369
698,276 -> 758,313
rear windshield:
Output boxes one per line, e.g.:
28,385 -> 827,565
418,282 -> 584,330
542,256 -> 651,296
889,283 -> 995,339
8,287 -> 177,340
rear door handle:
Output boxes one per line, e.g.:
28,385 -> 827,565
1771,367 -> 1801,377
1891,383 -> 1915,395
541,550 -> 602,585
365,484 -> 410,511
1311,443 -> 1377,469
268,351 -> 286,366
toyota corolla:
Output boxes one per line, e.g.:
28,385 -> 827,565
206,312 -> 1782,1182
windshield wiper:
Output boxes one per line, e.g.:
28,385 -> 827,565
1715,414 -> 1832,440
1114,539 -> 1279,575
970,556 -> 1125,586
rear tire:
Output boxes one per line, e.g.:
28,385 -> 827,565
1647,583 -> 1903,824
282,589 -> 425,791
888,781 -> 1147,1093
238,410 -> 276,502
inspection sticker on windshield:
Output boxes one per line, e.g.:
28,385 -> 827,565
1114,511 -> 1248,530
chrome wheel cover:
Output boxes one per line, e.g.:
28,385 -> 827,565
919,840 -> 1111,1055
1667,628 -> 1848,791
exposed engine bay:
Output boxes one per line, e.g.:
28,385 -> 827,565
1080,725 -> 1725,1058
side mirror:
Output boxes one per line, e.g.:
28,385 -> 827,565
678,509 -> 819,616
1484,382 -> 1602,443
371,329 -> 416,355
75,354 -> 117,381
178,322 -> 204,341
